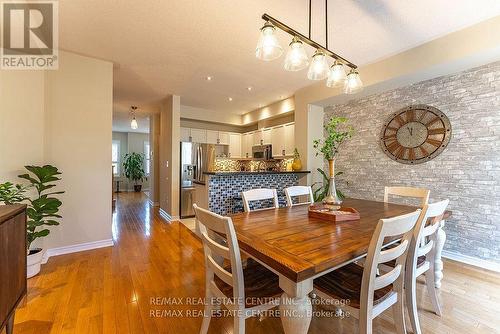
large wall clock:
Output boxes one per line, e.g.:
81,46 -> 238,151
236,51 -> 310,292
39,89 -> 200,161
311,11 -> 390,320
380,104 -> 452,164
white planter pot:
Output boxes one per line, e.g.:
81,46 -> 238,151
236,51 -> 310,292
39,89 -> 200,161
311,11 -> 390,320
27,248 -> 44,278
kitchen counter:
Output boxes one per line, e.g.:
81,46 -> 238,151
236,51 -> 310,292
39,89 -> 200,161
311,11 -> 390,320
203,170 -> 310,175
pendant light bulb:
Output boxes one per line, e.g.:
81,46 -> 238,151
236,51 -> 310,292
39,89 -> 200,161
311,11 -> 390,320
283,37 -> 309,71
131,117 -> 138,130
344,69 -> 363,94
307,50 -> 329,80
326,60 -> 347,88
256,21 -> 283,61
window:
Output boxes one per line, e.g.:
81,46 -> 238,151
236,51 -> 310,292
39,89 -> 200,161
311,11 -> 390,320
112,140 -> 120,176
144,141 -> 150,175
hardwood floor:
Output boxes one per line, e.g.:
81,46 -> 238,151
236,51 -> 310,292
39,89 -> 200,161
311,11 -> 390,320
8,193 -> 500,334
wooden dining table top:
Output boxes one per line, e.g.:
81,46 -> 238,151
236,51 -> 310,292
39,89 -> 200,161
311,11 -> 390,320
229,198 -> 450,283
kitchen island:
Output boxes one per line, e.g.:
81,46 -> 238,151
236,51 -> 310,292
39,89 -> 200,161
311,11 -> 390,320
203,171 -> 310,215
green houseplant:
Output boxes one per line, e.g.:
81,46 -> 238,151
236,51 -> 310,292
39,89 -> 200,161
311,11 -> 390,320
311,168 -> 346,203
123,152 -> 147,192
19,165 -> 64,278
313,116 -> 353,204
0,182 -> 30,205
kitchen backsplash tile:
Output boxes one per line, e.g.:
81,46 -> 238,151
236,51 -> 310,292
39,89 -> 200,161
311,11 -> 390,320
214,158 -> 293,172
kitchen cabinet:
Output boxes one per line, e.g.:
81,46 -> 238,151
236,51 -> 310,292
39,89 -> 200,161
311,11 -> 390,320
228,133 -> 241,158
180,127 -> 191,142
190,128 -> 207,143
206,130 -> 230,145
262,128 -> 272,144
253,131 -> 263,146
240,134 -> 249,158
246,132 -> 255,155
284,123 -> 295,155
271,126 -> 285,157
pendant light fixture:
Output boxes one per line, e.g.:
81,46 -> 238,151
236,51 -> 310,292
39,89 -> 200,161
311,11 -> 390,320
344,69 -> 363,94
255,21 -> 283,61
307,50 -> 329,80
130,106 -> 138,130
326,60 -> 347,87
283,37 -> 309,71
256,0 -> 363,94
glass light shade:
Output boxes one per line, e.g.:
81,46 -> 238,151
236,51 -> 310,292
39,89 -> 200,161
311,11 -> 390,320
344,69 -> 363,94
326,61 -> 347,88
255,22 -> 283,61
283,38 -> 309,71
131,118 -> 138,130
307,50 -> 329,80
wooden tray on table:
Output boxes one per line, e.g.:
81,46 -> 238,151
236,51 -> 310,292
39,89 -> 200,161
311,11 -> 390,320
308,203 -> 360,222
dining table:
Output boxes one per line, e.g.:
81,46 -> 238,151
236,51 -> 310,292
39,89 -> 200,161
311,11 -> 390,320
228,198 -> 451,334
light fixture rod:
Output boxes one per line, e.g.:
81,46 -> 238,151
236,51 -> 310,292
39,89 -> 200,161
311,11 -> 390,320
262,13 -> 357,69
325,0 -> 328,50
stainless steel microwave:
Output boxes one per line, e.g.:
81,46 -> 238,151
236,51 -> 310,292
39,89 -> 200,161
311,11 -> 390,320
252,144 -> 272,160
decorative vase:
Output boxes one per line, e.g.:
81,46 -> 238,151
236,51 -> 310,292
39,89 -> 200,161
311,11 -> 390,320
27,248 -> 44,278
292,158 -> 302,171
324,159 -> 342,205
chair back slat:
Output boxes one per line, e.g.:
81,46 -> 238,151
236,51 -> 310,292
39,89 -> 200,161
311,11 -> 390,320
360,210 -> 420,314
384,186 -> 430,207
378,240 -> 408,264
242,188 -> 279,212
417,240 -> 434,258
374,264 -> 402,290
284,186 -> 314,207
194,204 -> 245,301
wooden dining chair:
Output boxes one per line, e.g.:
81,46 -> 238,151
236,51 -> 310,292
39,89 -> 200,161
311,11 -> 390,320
193,204 -> 282,334
381,199 -> 449,334
241,188 -> 279,212
313,210 -> 421,334
384,186 -> 430,207
284,186 -> 314,207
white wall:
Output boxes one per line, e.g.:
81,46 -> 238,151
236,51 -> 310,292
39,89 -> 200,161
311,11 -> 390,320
0,51 -> 113,251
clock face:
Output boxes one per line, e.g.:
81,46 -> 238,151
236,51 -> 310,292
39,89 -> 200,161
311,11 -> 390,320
380,105 -> 452,164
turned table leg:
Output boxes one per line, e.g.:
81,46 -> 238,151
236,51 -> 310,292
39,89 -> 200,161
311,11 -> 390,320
434,220 -> 446,289
279,277 -> 313,334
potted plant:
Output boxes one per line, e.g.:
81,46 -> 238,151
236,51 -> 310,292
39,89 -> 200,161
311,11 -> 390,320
311,168 -> 346,202
123,152 -> 147,192
0,166 -> 64,278
313,116 -> 353,204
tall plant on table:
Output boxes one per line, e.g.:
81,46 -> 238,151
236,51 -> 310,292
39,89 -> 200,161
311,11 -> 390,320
313,116 -> 353,204
123,152 -> 147,192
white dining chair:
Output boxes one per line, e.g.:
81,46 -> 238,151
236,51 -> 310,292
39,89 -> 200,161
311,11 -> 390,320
384,186 -> 430,207
241,188 -> 279,212
381,199 -> 449,334
284,186 -> 314,207
194,204 -> 282,334
313,210 -> 421,334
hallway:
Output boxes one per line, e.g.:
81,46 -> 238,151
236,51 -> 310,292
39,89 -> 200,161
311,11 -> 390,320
10,193 -> 500,334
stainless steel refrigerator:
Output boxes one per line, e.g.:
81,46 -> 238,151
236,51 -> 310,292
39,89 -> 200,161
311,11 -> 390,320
180,142 -> 216,218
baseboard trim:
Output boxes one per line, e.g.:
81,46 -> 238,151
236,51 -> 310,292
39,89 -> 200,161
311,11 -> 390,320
442,250 -> 500,273
148,199 -> 159,207
42,239 -> 114,264
159,208 -> 172,221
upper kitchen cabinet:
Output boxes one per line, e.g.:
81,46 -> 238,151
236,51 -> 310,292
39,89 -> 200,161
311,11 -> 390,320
253,131 -> 262,146
284,123 -> 295,155
271,125 -> 285,157
262,128 -> 272,145
228,133 -> 241,158
206,130 -> 230,145
180,127 -> 191,142
190,128 -> 207,143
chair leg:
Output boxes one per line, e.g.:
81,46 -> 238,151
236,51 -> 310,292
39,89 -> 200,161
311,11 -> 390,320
425,269 -> 442,316
405,275 -> 422,334
392,295 -> 407,334
200,296 -> 215,334
358,309 -> 371,334
234,315 -> 245,334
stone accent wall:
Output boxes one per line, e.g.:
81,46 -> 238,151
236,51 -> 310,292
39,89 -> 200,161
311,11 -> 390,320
324,61 -> 500,264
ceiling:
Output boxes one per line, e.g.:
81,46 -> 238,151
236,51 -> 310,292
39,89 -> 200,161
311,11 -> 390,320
58,0 -> 500,117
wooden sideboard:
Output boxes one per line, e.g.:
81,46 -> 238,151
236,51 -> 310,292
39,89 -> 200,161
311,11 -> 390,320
0,205 -> 27,334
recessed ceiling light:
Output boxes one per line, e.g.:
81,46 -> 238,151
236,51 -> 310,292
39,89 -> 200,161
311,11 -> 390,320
247,86 -> 253,91
206,76 -> 213,81
279,95 -> 284,99
228,97 -> 233,101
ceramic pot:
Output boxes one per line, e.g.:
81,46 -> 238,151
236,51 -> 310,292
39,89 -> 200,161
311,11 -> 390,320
134,184 -> 142,192
27,248 -> 44,278
292,158 -> 302,171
